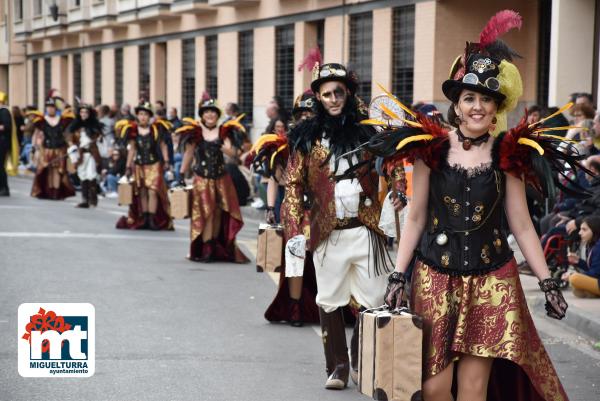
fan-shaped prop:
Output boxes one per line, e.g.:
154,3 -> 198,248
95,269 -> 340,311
368,94 -> 406,128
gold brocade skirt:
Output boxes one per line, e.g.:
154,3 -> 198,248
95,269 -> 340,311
410,258 -> 568,401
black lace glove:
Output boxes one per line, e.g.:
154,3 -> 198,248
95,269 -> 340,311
384,271 -> 407,309
539,278 -> 568,320
265,207 -> 276,225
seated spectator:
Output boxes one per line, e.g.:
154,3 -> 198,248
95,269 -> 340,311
563,216 -> 600,297
102,148 -> 126,198
566,103 -> 596,155
527,105 -> 542,125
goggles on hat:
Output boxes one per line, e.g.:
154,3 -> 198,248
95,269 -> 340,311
319,66 -> 347,78
462,73 -> 500,92
298,98 -> 314,108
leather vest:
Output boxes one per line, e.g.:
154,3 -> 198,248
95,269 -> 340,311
193,140 -> 225,179
417,157 -> 513,276
134,132 -> 159,165
43,122 -> 66,149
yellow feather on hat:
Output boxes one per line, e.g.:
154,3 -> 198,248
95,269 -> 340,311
492,60 -> 523,135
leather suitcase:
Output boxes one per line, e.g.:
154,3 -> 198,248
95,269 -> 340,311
256,224 -> 283,273
117,181 -> 133,206
359,307 -> 423,401
168,186 -> 192,219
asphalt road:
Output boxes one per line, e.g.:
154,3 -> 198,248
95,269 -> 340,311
1,176 -> 599,401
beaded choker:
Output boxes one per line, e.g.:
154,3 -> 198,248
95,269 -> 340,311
456,129 -> 490,150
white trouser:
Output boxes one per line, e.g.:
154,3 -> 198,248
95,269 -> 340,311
313,226 -> 388,313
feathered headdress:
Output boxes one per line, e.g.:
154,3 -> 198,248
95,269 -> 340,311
298,47 -> 322,72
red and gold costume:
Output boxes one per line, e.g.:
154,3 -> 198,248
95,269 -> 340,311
364,89 -> 586,400
177,118 -> 249,263
30,109 -> 76,200
115,120 -> 173,230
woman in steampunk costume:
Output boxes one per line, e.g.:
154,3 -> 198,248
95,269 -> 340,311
255,91 -> 322,327
177,99 -> 249,263
30,98 -> 76,200
115,102 -> 173,230
67,103 -> 103,208
281,63 -> 406,389
376,11 -> 575,401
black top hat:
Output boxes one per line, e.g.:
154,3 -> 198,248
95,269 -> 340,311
310,63 -> 358,95
45,98 -> 57,107
292,92 -> 316,114
135,102 -> 154,116
198,99 -> 222,118
442,53 -> 506,104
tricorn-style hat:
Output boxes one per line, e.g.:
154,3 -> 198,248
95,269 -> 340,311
310,63 -> 358,95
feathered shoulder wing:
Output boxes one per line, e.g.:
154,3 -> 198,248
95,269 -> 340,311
250,133 -> 289,177
498,105 -> 592,203
174,118 -> 203,147
364,114 -> 449,175
59,110 -> 75,130
115,119 -> 138,141
27,110 -> 45,131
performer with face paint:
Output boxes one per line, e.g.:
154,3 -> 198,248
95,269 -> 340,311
115,102 -> 173,230
281,63 -> 406,389
30,98 -> 76,200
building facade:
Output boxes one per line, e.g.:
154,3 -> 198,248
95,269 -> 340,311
1,0 -> 599,138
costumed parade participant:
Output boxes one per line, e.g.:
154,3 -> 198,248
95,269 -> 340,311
375,10 -> 576,401
177,99 -> 249,263
67,103 -> 103,208
30,99 -> 75,200
281,63 -> 406,389
115,102 -> 173,230
255,91 -> 322,327
0,91 -> 18,196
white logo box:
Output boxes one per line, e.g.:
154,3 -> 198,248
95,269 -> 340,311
18,303 -> 95,378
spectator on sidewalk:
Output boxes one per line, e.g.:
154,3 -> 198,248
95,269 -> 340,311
167,107 -> 183,130
101,148 -> 126,197
563,215 -> 600,297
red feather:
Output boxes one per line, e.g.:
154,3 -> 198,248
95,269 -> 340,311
478,10 -> 522,50
298,47 -> 322,72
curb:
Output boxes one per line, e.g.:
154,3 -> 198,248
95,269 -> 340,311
526,295 -> 600,341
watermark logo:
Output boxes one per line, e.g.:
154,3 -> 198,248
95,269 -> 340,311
18,303 -> 95,377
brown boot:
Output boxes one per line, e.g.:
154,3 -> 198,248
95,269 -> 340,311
319,307 -> 349,390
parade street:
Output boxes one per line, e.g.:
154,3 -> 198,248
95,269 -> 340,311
0,176 -> 599,401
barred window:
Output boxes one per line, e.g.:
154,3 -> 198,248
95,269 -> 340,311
275,24 -> 294,112
205,35 -> 218,100
94,51 -> 101,105
33,59 -> 39,108
316,20 -> 325,60
181,38 -> 196,118
14,0 -> 23,20
115,48 -> 123,107
139,44 -> 150,102
73,53 -> 81,102
392,5 -> 415,105
349,12 -> 373,104
44,58 -> 51,100
238,30 -> 254,122
33,0 -> 42,16
537,0 -> 551,107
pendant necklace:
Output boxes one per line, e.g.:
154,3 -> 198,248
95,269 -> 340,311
456,129 -> 490,151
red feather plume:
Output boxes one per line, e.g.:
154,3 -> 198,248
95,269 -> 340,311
478,10 -> 522,50
298,47 -> 322,72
